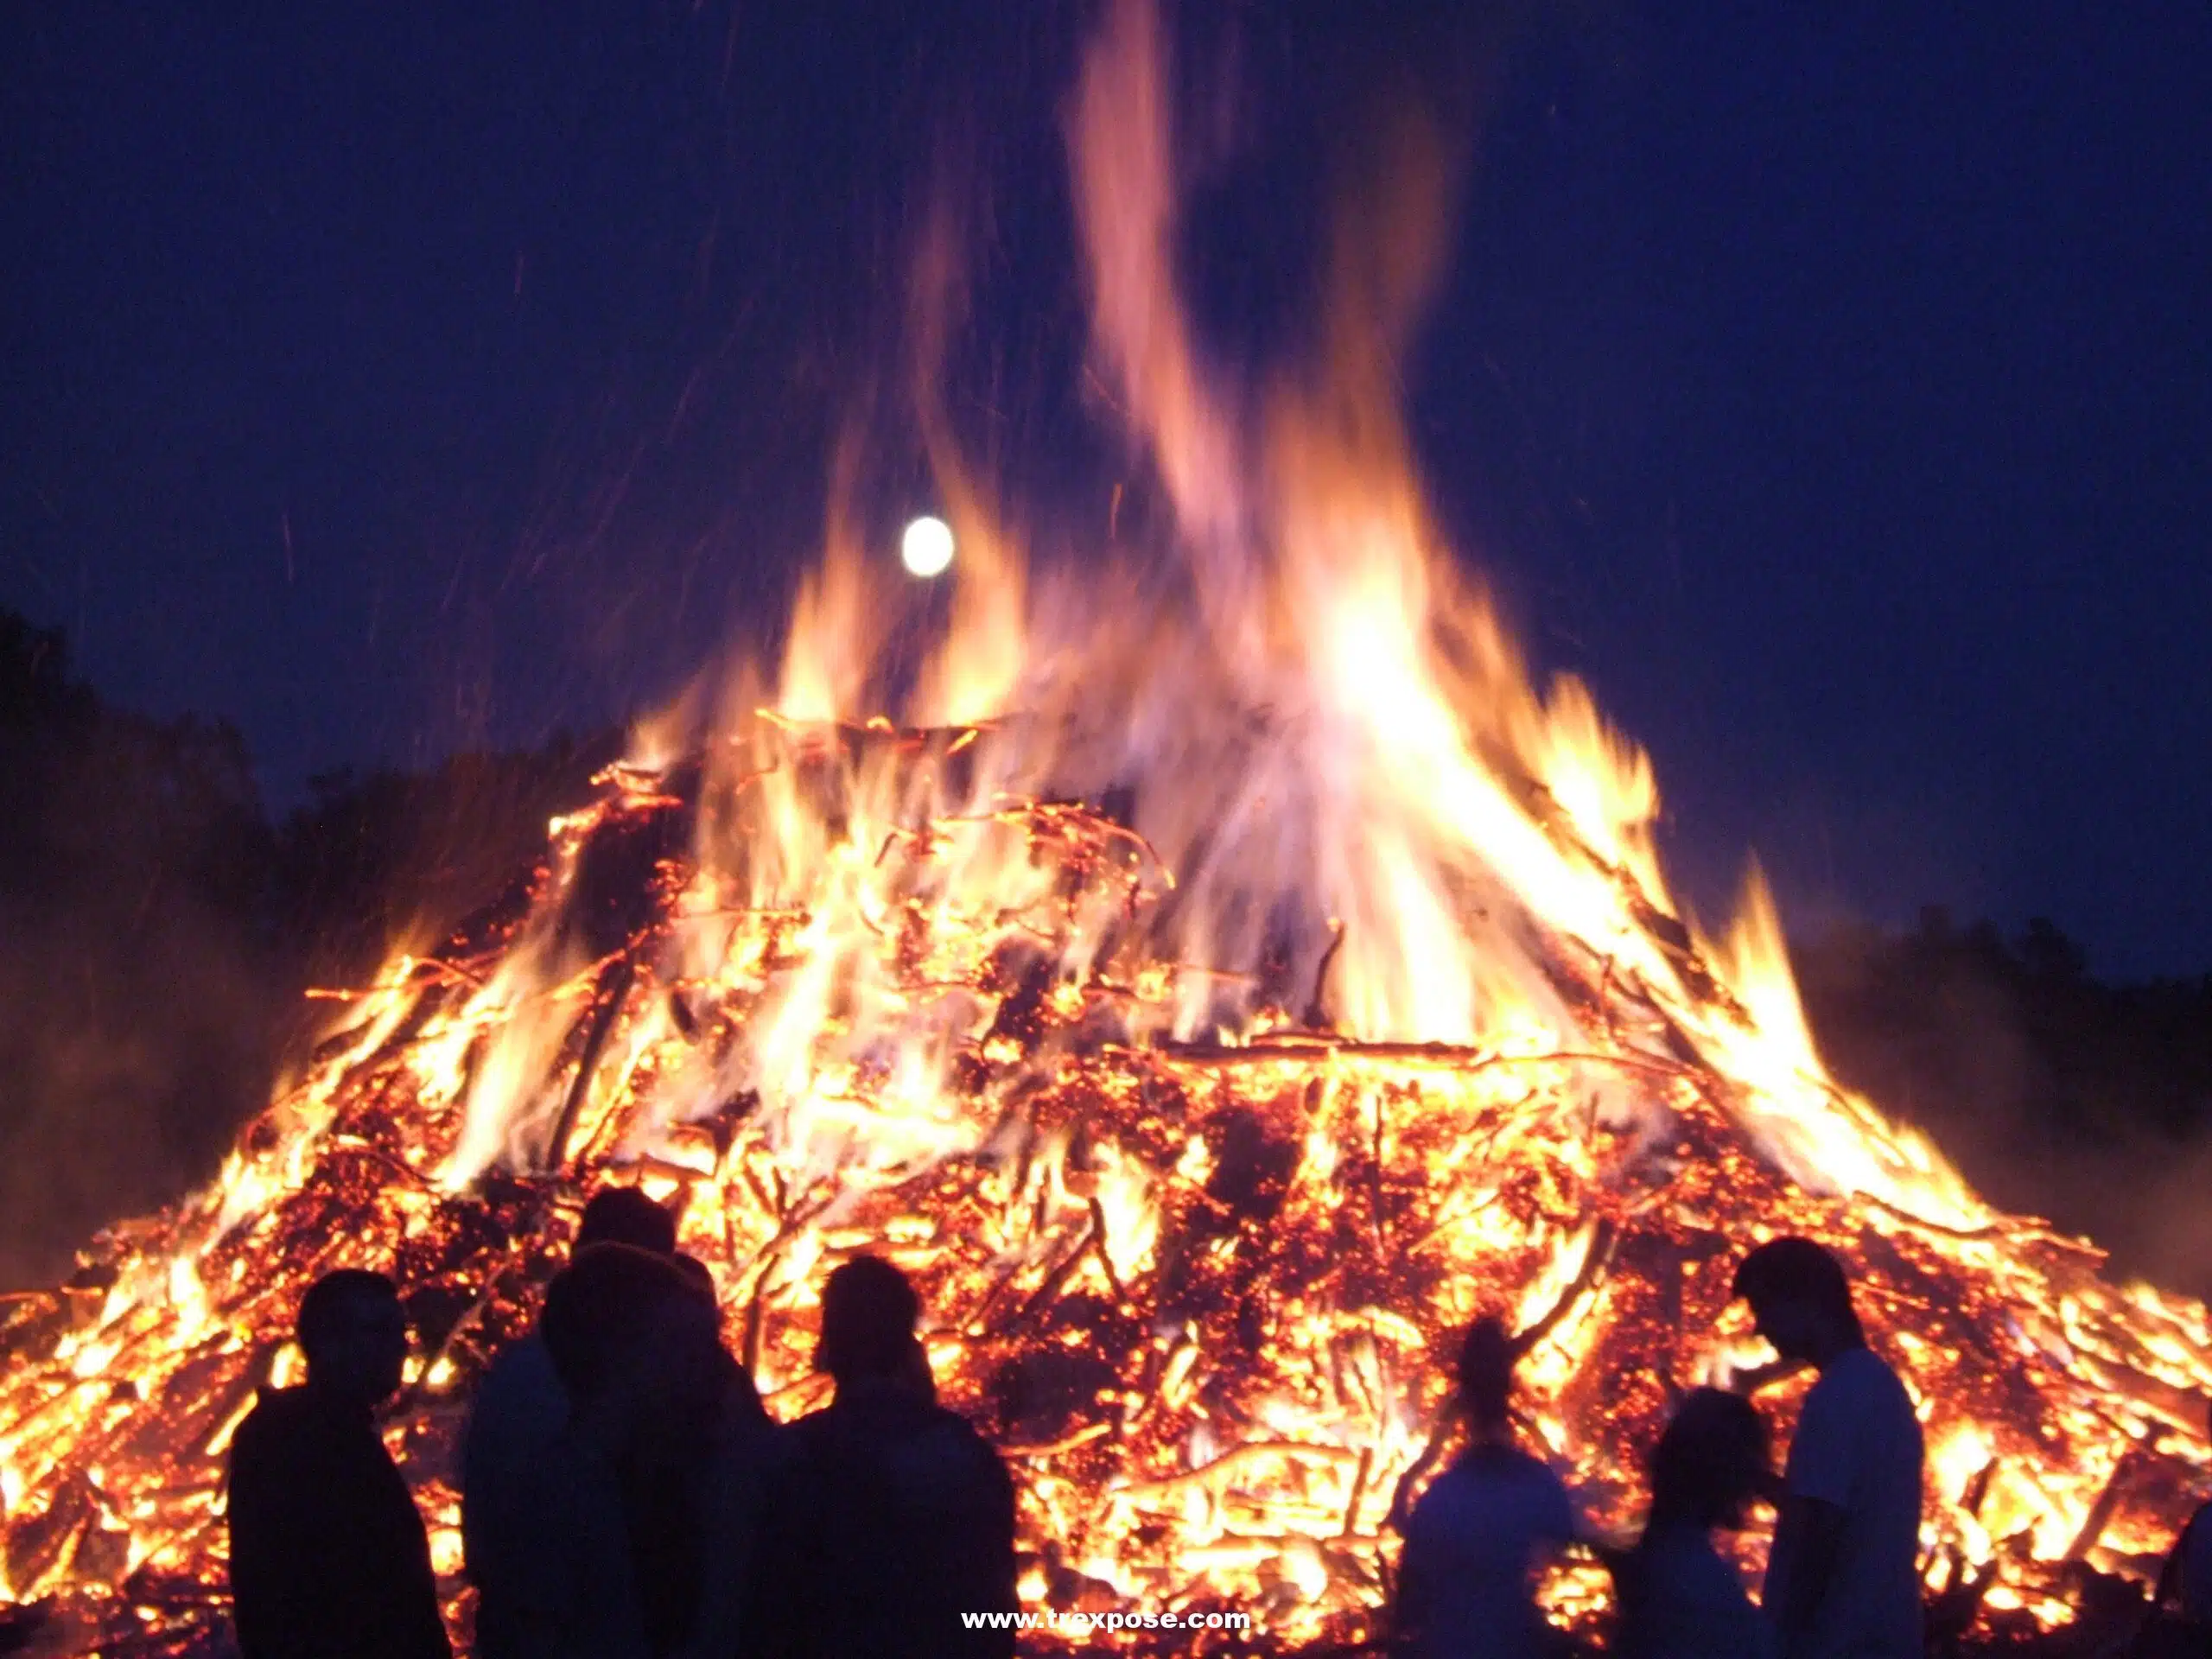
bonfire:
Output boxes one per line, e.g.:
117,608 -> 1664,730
3,3 -> 2207,1653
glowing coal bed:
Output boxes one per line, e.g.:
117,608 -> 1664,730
3,733 -> 2209,1655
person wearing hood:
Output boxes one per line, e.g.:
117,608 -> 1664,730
496,1240 -> 718,1659
461,1185 -> 677,1659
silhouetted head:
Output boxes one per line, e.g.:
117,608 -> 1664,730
576,1185 -> 678,1256
1733,1237 -> 1864,1365
542,1243 -> 698,1408
1455,1316 -> 1519,1433
296,1269 -> 408,1409
1647,1388 -> 1770,1532
817,1255 -> 923,1389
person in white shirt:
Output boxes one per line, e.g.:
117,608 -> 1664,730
1615,1387 -> 1776,1659
1394,1317 -> 1581,1659
1733,1237 -> 1924,1659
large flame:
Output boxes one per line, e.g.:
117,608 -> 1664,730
3,3 -> 2208,1651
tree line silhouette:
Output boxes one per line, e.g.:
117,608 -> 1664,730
0,607 -> 613,1285
4,603 -> 2209,1294
1795,908 -> 2212,1298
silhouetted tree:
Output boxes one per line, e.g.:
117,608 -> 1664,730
270,736 -> 616,988
0,606 -> 613,1287
1,608 -> 279,1286
1795,912 -> 2212,1295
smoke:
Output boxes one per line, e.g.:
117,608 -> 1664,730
0,611 -> 613,1289
0,888 -> 279,1291
1793,916 -> 2212,1300
2050,1141 -> 2212,1305
0,670 -> 283,1288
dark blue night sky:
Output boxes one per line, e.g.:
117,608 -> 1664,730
4,3 -> 2209,974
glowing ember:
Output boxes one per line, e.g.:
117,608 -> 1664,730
3,3 -> 2208,1654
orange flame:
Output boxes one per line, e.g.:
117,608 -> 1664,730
2,3 -> 2207,1652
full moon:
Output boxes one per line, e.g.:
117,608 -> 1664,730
899,514 -> 956,578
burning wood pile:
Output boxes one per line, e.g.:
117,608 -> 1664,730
3,2 -> 2209,1650
2,717 -> 2207,1655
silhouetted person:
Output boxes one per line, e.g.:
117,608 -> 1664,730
463,1186 -> 677,1659
1615,1389 -> 1776,1659
2154,1395 -> 2212,1639
752,1255 -> 1017,1659
1734,1238 -> 1923,1659
620,1249 -> 776,1659
0,1603 -> 48,1656
494,1241 -> 712,1659
671,1252 -> 718,1302
1394,1317 -> 1583,1659
668,1257 -> 791,1659
226,1268 -> 451,1659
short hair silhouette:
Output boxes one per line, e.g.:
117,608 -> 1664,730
296,1269 -> 400,1362
541,1243 -> 692,1401
577,1185 -> 678,1255
1732,1236 -> 1856,1326
816,1255 -> 921,1385
1647,1388 -> 1769,1530
1455,1316 -> 1519,1426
